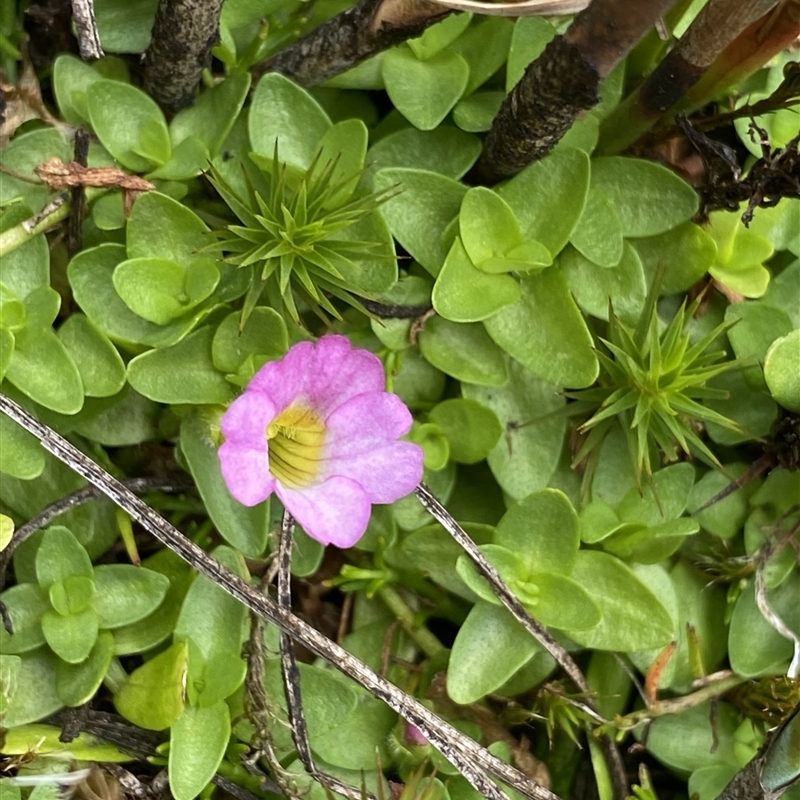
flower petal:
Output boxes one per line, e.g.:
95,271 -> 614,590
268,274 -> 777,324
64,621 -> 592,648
325,391 -> 414,454
219,441 -> 275,506
328,441 -> 423,504
276,476 -> 372,548
323,391 -> 422,502
250,335 -> 385,417
220,389 -> 276,443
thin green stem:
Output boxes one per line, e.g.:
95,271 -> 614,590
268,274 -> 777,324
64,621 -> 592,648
376,583 -> 445,658
0,195 -> 71,258
613,672 -> 747,730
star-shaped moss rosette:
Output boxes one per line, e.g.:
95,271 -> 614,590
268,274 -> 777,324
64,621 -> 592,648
218,335 -> 424,547
205,146 -> 398,324
568,290 -> 743,488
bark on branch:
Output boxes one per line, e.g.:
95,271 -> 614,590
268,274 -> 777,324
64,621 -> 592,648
253,0 -> 451,87
597,0 -> 781,154
478,0 -> 680,180
144,0 -> 225,115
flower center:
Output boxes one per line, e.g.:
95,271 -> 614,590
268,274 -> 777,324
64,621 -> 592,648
266,404 -> 326,489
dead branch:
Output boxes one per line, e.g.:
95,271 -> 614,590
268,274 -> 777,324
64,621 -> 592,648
70,0 -> 103,59
144,0 -> 225,115
598,0 -> 781,154
253,0 -> 451,88
478,0 -> 681,180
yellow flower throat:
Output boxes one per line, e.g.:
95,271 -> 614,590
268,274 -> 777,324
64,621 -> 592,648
267,404 -> 326,489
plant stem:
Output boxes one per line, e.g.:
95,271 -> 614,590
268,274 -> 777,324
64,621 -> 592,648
377,583 -> 445,658
613,671 -> 747,729
0,194 -> 70,258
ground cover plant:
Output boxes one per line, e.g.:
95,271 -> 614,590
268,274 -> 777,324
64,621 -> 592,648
1,1 -> 799,800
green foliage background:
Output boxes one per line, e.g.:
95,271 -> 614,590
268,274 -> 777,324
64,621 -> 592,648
1,2 -> 799,800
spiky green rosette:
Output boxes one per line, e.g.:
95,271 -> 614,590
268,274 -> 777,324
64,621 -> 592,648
568,290 -> 743,487
206,147 -> 395,323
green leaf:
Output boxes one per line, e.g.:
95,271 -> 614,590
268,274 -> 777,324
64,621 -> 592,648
729,573 -> 800,677
407,13 -> 473,60
0,130 -> 71,209
519,572 -> 601,632
764,330 -> 800,413
707,210 -> 774,298
452,90 -> 504,133
449,16 -> 513,95
49,575 -> 95,616
147,135 -> 210,181
498,148 -> 590,256
87,80 -> 171,170
2,649 -> 62,727
0,328 -> 14,380
642,702 -> 743,773
56,630 -> 114,706
94,0 -> 158,52
249,73 -> 332,168
429,398 -> 502,463
127,191 -> 212,266
115,639 -> 188,730
92,565 -> 170,628
111,549 -> 192,656
432,237 -> 521,322
374,168 -> 467,275
484,270 -> 599,388
127,327 -> 234,405
568,551 -> 674,651
5,328 -> 84,414
418,316 -> 507,386
169,72 -> 251,157
0,514 -> 12,551
211,308 -> 288,376
448,602 -> 542,703
688,463 -> 754,540
73,386 -> 161,447
366,126 -> 481,180
53,54 -> 104,125
631,562 -> 728,692
704,368 -> 777,446
408,422 -> 450,471
589,157 -> 699,237
169,701 -> 231,800
1,722 -> 130,761
174,546 -> 248,667
310,690 -> 396,770
0,413 -> 45,479
113,257 -> 219,324
561,241 -> 646,324
69,244 -> 162,347
463,358 -> 565,500
459,187 -> 523,267
569,186 -> 623,267
36,526 -> 93,589
399,522 -> 494,601
725,301 -> 793,388
632,221 -> 717,295
761,706 -> 800,792
0,584 -> 49,654
180,413 -> 269,556
763,257 -> 800,327
382,46 -> 469,131
495,489 -> 580,574
506,16 -> 556,91
57,314 -> 126,397
317,118 -> 369,207
616,462 -> 696,527
41,607 -> 99,663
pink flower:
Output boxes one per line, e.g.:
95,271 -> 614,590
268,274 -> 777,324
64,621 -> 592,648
218,335 -> 424,548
